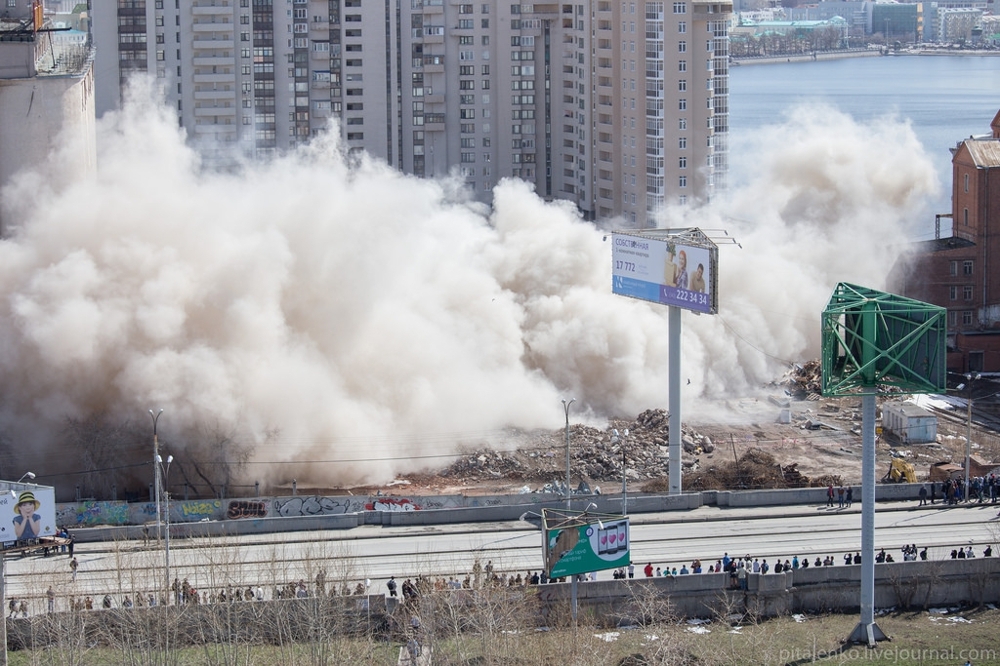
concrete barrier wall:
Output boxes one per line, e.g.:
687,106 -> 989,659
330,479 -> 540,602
717,483 -> 926,508
56,482 -> 926,533
535,557 -> 1000,619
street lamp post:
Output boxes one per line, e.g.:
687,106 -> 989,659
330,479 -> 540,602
149,409 -> 163,538
961,373 -> 980,503
156,454 -> 174,597
611,429 -> 629,515
562,399 -> 575,510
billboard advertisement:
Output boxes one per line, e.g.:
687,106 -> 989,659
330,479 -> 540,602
611,232 -> 718,315
0,484 -> 56,541
545,516 -> 630,579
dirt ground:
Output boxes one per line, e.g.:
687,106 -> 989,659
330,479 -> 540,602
352,363 -> 1000,497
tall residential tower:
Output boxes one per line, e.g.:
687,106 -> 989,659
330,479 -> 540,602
93,0 -> 730,226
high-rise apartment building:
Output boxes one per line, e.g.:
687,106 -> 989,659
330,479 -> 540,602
92,0 -> 730,226
0,0 -> 96,235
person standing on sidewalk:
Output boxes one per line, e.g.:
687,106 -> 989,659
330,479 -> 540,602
827,483 -> 834,507
70,557 -> 78,581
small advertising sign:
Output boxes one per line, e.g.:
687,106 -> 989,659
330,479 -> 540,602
544,511 -> 630,579
0,483 -> 56,541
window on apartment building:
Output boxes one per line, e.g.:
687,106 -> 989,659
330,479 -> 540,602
241,15 -> 250,24
964,285 -> 974,301
963,311 -> 973,325
678,118 -> 686,130
459,4 -> 474,12
679,175 -> 687,187
950,260 -> 959,276
678,41 -> 686,52
678,60 -> 686,72
949,311 -> 958,326
678,80 -> 686,91
964,208 -> 969,225
964,173 -> 969,192
963,260 -> 974,275
679,156 -> 687,169
673,2 -> 686,13
482,64 -> 490,74
678,21 -> 686,32
678,99 -> 686,110
949,286 -> 958,301
459,36 -> 474,45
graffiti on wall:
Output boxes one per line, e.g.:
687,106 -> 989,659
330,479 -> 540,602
56,501 -> 130,527
365,498 -> 420,512
227,500 -> 268,520
273,496 -> 365,517
178,500 -> 222,520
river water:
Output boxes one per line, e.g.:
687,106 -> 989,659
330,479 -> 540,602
728,55 -> 1000,221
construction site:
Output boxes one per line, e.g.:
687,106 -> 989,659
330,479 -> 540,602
395,361 -> 1000,497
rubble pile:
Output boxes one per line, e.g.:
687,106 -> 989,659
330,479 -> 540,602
776,360 -> 823,399
678,449 -> 831,491
436,409 -> 801,492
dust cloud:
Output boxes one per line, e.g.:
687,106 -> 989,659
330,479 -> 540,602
0,92 -> 938,488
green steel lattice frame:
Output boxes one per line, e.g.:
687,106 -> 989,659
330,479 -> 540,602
821,283 -> 947,396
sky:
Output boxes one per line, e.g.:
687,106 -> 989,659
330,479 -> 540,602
0,89 -> 938,487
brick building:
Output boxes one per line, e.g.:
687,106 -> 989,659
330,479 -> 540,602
888,109 -> 1000,373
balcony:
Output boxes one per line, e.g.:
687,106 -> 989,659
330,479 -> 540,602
192,56 -> 236,67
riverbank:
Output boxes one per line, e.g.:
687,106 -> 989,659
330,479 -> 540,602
732,47 -> 1000,66
731,48 -> 881,66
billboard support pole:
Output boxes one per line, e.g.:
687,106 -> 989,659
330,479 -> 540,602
668,306 -> 682,495
1,553 -> 7,666
571,577 -> 578,627
847,394 -> 887,646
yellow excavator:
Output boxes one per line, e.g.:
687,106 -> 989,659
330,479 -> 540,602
881,457 -> 917,483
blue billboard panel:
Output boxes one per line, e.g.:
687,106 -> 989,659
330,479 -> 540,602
611,232 -> 717,314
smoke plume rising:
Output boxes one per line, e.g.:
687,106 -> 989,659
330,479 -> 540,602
0,91 -> 938,493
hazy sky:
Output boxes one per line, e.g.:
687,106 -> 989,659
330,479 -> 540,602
0,89 -> 937,485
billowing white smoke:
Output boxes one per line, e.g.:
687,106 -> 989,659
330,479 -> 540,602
0,92 -> 937,486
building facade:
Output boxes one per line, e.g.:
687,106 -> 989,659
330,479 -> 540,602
888,110 -> 1000,373
0,0 -> 96,236
91,0 -> 731,226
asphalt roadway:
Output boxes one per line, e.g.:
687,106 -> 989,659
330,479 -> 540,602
5,499 -> 998,613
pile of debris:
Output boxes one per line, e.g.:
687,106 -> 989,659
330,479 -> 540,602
776,360 -> 823,399
661,448 -> 838,491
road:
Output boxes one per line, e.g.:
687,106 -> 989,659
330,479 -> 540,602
5,500 -> 998,614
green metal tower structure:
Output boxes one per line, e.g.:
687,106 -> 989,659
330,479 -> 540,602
821,283 -> 946,646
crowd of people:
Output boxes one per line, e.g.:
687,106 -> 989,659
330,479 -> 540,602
921,475 -> 1000,506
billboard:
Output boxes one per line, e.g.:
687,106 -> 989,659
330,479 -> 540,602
611,231 -> 718,315
0,483 -> 56,541
543,510 -> 630,579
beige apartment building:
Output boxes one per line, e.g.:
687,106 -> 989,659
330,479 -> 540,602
0,0 -> 96,236
92,0 -> 730,226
